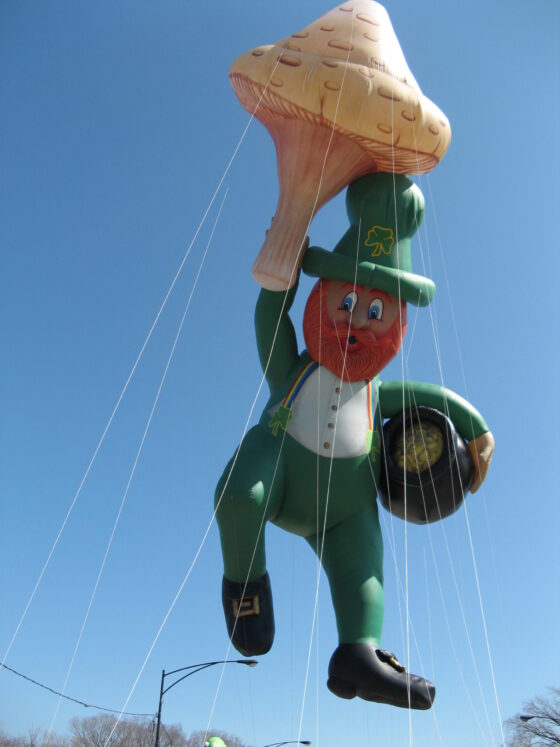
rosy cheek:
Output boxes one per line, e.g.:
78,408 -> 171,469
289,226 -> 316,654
368,316 -> 395,337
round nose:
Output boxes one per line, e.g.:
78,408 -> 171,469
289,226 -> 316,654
350,305 -> 369,329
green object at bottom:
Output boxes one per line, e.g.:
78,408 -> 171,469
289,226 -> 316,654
205,738 -> 227,747
215,425 -> 385,645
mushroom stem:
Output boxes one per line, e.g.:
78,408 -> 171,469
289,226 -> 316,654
252,120 -> 377,290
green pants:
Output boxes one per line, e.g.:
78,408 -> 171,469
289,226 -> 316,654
215,424 -> 385,645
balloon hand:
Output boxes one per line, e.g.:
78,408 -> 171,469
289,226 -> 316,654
467,431 -> 495,493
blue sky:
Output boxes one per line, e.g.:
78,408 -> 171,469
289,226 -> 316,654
1,1 -> 559,746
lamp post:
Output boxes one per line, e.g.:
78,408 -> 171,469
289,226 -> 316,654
518,713 -> 560,745
154,659 -> 258,747
520,714 -> 560,724
262,742 -> 312,746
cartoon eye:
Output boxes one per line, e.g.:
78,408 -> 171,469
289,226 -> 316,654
340,291 -> 358,312
368,298 -> 384,320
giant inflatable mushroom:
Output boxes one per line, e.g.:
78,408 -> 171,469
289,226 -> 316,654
230,0 -> 451,290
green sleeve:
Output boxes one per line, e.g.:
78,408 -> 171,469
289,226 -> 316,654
378,380 -> 489,441
254,283 -> 300,388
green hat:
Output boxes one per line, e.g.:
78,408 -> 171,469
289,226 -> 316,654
205,739 -> 227,747
302,172 -> 435,306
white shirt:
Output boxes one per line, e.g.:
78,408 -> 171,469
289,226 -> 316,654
272,366 -> 372,458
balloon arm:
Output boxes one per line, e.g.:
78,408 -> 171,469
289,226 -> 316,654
467,431 -> 495,493
378,380 -> 489,441
378,380 -> 494,494
255,280 -> 301,388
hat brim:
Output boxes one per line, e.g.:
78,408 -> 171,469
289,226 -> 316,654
302,247 -> 435,307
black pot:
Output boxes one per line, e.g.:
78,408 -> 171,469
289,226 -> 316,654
378,406 -> 473,524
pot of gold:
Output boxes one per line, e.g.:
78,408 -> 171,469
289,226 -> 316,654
378,407 -> 473,524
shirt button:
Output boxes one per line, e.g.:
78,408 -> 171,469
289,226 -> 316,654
335,387 -> 341,394
328,422 -> 334,429
323,442 -> 330,449
331,404 -> 338,411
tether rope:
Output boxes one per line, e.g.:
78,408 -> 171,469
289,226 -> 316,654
22,8 -> 503,747
45,189 -> 229,745
387,95 -> 415,745
368,433 -> 447,744
402,111 -> 504,744
293,14 -> 358,744
206,22 -> 502,745
199,20 -> 363,742
423,550 -> 445,747
100,55 -> 319,745
375,397 -> 491,746
1,85 -> 262,672
400,184 -> 491,732
396,247 -> 497,744
407,201 -> 500,743
423,176 -> 505,742
125,15 -> 363,741
201,424 -> 290,745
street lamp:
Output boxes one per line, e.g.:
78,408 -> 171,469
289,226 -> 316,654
154,659 -> 258,747
262,742 -> 312,746
520,714 -> 560,724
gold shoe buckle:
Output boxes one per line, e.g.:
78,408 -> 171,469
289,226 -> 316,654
233,595 -> 260,618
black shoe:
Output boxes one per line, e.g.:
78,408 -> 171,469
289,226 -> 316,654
222,572 -> 275,656
327,644 -> 435,710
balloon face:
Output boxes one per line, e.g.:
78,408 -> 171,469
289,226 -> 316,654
325,280 -> 402,336
303,279 -> 407,382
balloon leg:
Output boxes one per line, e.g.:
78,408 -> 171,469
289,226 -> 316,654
215,425 -> 285,583
306,503 -> 385,645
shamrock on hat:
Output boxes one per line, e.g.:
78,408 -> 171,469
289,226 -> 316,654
302,172 -> 435,307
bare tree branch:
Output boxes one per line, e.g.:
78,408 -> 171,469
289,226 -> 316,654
505,688 -> 560,746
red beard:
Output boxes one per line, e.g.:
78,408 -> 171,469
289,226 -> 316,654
303,280 -> 407,382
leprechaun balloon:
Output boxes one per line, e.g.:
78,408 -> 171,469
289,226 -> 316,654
214,173 -> 494,710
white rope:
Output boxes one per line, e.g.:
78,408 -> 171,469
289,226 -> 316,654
101,54 -> 324,746
201,424 -> 288,744
396,109 -> 503,743
205,12 -> 386,742
410,240 -> 498,742
224,11 -> 375,743
314,283 -> 323,747
426,523 -> 491,746
423,548 -> 446,747
103,13 -> 496,747
44,189 -> 229,744
375,504 -> 446,747
377,394 -> 409,664
375,388 -> 490,745
402,360 -> 497,745
297,214 -> 361,743
0,72 -> 266,670
386,93 -> 415,741
423,178 -> 504,740
372,400 -> 446,740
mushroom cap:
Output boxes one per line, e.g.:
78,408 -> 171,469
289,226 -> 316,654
230,0 -> 451,174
